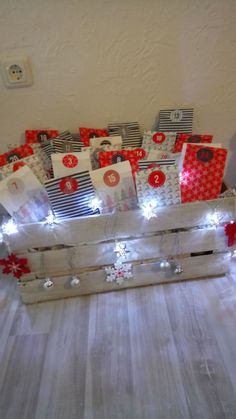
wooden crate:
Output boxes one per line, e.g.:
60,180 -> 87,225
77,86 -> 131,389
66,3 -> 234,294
8,197 -> 236,304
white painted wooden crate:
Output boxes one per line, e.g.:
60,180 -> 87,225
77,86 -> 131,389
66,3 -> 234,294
8,197 -> 236,304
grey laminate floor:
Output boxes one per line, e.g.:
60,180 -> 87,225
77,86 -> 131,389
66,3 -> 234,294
1,266 -> 236,418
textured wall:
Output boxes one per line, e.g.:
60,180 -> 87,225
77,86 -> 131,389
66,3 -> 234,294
0,0 -> 236,184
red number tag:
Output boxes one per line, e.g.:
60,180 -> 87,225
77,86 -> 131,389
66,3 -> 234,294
148,170 -> 166,188
60,177 -> 78,194
103,170 -> 120,187
62,154 -> 78,168
152,133 -> 166,144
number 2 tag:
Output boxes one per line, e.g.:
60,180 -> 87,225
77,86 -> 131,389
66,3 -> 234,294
148,170 -> 166,188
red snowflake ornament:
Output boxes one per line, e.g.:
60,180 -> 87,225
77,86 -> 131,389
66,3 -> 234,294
0,253 -> 30,280
224,221 -> 236,247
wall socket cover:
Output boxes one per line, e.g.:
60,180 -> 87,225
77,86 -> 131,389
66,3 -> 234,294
0,56 -> 33,88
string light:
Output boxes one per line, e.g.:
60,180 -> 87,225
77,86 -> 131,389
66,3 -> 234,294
89,197 -> 102,212
206,209 -> 221,227
141,199 -> 157,220
114,241 -> 129,258
44,211 -> 58,226
1,219 -> 18,235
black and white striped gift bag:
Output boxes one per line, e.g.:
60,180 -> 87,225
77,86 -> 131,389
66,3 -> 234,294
108,122 -> 142,148
138,159 -> 176,170
153,108 -> 194,133
45,171 -> 99,220
53,139 -> 83,153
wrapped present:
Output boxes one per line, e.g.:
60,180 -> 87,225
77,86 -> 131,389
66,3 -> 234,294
45,171 -> 99,220
108,122 -> 142,148
180,143 -> 228,203
53,138 -> 83,153
142,131 -> 176,152
135,165 -> 181,208
173,134 -> 213,153
0,154 -> 49,184
25,129 -> 59,144
0,165 -> 50,223
79,127 -> 109,147
153,108 -> 194,133
99,148 -> 146,176
51,151 -> 92,179
0,144 -> 34,167
81,144 -> 122,170
90,161 -> 137,213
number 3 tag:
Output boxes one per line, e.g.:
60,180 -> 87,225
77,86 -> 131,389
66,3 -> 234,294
148,170 -> 166,188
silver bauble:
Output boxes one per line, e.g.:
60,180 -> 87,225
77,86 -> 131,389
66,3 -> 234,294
43,278 -> 54,289
70,275 -> 80,287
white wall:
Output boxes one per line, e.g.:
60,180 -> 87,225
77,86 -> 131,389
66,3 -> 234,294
0,0 -> 236,184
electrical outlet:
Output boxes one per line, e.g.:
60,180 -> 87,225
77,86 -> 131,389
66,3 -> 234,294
0,56 -> 33,88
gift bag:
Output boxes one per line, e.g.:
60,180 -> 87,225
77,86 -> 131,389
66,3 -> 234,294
99,148 -> 146,176
51,151 -> 92,178
25,129 -> 59,144
0,166 -> 51,223
79,127 -> 109,147
0,144 -> 34,167
135,165 -> 181,208
52,138 -> 83,153
0,154 -> 49,184
45,171 -> 99,220
173,134 -> 213,153
108,122 -> 142,148
90,161 -> 137,213
153,108 -> 194,133
142,131 -> 176,152
81,144 -> 122,170
180,143 -> 227,203
90,135 -> 122,148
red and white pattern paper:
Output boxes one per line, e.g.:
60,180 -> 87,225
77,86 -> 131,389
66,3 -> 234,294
0,144 -> 35,168
0,154 -> 49,184
79,127 -> 109,147
90,161 -> 137,213
51,151 -> 92,178
180,144 -> 227,203
142,131 -> 176,152
173,134 -> 213,153
25,130 -> 59,144
99,148 -> 147,176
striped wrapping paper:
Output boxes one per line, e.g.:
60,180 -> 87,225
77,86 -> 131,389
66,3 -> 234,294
108,122 -> 142,148
153,108 -> 194,133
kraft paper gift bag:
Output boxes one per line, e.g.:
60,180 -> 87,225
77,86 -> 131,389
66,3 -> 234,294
108,121 -> 142,148
142,131 -> 176,152
179,143 -> 227,203
0,165 -> 51,223
79,127 -> 109,147
51,151 -> 92,178
0,154 -> 49,184
152,108 -> 194,133
90,160 -> 137,214
173,133 -> 213,153
25,129 -> 59,144
135,165 -> 181,208
45,171 -> 99,220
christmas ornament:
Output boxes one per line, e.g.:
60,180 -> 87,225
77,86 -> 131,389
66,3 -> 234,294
43,278 -> 54,290
224,221 -> 236,247
114,241 -> 129,258
0,253 -> 30,280
70,275 -> 80,287
105,260 -> 133,286
159,260 -> 171,270
174,264 -> 184,274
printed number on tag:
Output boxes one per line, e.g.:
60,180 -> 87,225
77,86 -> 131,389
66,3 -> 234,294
103,170 -> 120,187
148,170 -> 166,188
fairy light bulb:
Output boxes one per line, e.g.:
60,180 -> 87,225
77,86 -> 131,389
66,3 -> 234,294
141,199 -> 157,220
2,219 -> 18,235
89,197 -> 102,211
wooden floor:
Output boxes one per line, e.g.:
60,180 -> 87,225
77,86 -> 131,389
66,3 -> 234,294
1,266 -> 236,418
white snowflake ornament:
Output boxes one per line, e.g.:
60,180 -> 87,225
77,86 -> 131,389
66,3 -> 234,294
105,260 -> 133,286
